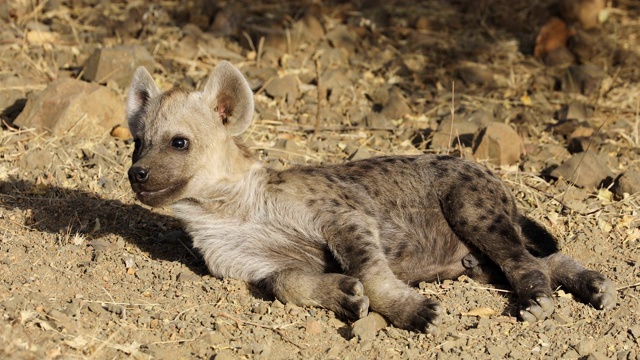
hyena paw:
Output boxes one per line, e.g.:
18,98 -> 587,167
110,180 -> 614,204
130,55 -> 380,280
390,296 -> 442,334
518,292 -> 554,322
582,272 -> 617,310
334,277 -> 369,320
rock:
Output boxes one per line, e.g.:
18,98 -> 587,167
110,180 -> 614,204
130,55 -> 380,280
558,0 -> 605,29
575,338 -> 596,356
550,151 -> 614,188
0,75 -> 40,115
265,75 -> 299,104
82,45 -> 155,88
243,66 -> 278,91
380,87 -> 411,120
559,101 -> 590,122
351,312 -> 387,341
563,64 -> 606,95
612,171 -> 640,197
19,149 -> 53,171
349,147 -> 372,161
14,78 -> 124,138
176,271 -> 201,283
544,46 -> 575,67
472,123 -> 523,166
567,125 -> 595,153
292,14 -> 325,43
432,110 -> 493,148
305,319 -> 322,335
458,63 -> 495,87
326,25 -> 359,52
320,68 -> 352,91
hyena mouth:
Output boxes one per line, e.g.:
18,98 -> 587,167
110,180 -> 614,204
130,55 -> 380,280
135,181 -> 186,206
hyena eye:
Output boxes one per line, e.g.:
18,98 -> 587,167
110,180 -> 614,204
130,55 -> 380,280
171,137 -> 189,150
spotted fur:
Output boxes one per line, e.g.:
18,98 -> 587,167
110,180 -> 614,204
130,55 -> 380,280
126,61 -> 617,333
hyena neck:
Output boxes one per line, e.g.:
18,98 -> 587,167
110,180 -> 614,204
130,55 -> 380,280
172,140 -> 268,219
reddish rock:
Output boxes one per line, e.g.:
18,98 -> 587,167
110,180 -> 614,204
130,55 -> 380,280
472,123 -> 523,166
13,78 -> 124,137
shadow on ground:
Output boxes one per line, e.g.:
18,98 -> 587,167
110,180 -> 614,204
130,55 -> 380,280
0,178 -> 209,276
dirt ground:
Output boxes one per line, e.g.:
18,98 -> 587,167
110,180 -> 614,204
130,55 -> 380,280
1,0 -> 639,359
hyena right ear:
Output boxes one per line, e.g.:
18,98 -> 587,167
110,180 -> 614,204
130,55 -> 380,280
203,61 -> 255,136
126,66 -> 161,132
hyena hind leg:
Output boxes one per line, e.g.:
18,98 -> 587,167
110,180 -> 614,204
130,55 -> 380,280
542,253 -> 617,310
257,269 -> 370,321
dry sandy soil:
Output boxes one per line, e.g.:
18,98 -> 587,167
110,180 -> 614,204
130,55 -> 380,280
0,0 -> 639,359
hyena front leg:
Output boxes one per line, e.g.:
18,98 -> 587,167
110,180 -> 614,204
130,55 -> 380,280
258,269 -> 370,321
323,213 -> 442,333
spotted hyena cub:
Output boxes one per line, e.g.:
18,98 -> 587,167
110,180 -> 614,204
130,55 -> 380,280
126,61 -> 616,333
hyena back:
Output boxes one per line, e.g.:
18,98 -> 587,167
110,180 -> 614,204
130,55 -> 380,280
126,61 -> 616,333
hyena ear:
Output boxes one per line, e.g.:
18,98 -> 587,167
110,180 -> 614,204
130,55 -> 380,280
202,61 -> 254,136
126,66 -> 161,131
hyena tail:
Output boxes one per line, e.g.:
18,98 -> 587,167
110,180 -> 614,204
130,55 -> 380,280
518,215 -> 559,258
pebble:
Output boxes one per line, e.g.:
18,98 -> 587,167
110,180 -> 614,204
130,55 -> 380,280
613,171 -> 640,197
351,312 -> 387,341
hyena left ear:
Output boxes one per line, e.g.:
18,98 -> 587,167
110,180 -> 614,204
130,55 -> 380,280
203,61 -> 255,136
127,66 -> 161,132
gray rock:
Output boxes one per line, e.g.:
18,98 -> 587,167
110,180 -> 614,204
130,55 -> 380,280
550,150 -> 614,188
265,74 -> 299,104
612,171 -> 640,197
82,45 -> 155,88
563,64 -> 606,95
326,25 -> 359,52
13,78 -> 124,138
381,87 -> 411,120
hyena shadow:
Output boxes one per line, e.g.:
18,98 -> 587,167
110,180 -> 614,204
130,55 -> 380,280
0,178 -> 208,277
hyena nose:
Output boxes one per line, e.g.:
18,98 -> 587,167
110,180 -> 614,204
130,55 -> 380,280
128,166 -> 150,183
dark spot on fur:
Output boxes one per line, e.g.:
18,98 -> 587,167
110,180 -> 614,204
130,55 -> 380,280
499,227 -> 512,238
437,155 -> 456,161
331,199 -> 341,207
360,163 -> 374,171
268,173 -> 286,185
488,224 -> 497,232
470,185 -> 479,192
383,158 -> 396,163
479,214 -> 488,221
383,246 -> 392,255
472,167 -> 484,178
346,162 -> 357,167
458,219 -> 468,227
306,199 -> 317,207
323,173 -> 334,183
380,166 -> 390,174
395,241 -> 409,258
345,224 -> 358,234
501,195 -> 509,205
460,173 -> 473,182
474,199 -> 484,208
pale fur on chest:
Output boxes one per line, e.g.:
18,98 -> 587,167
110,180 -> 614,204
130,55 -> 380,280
171,166 -> 327,282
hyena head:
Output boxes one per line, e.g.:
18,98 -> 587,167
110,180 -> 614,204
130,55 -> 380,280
126,61 -> 255,207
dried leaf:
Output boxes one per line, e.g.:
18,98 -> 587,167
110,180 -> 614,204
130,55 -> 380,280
462,307 -> 496,318
520,94 -> 533,107
596,188 -> 613,203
